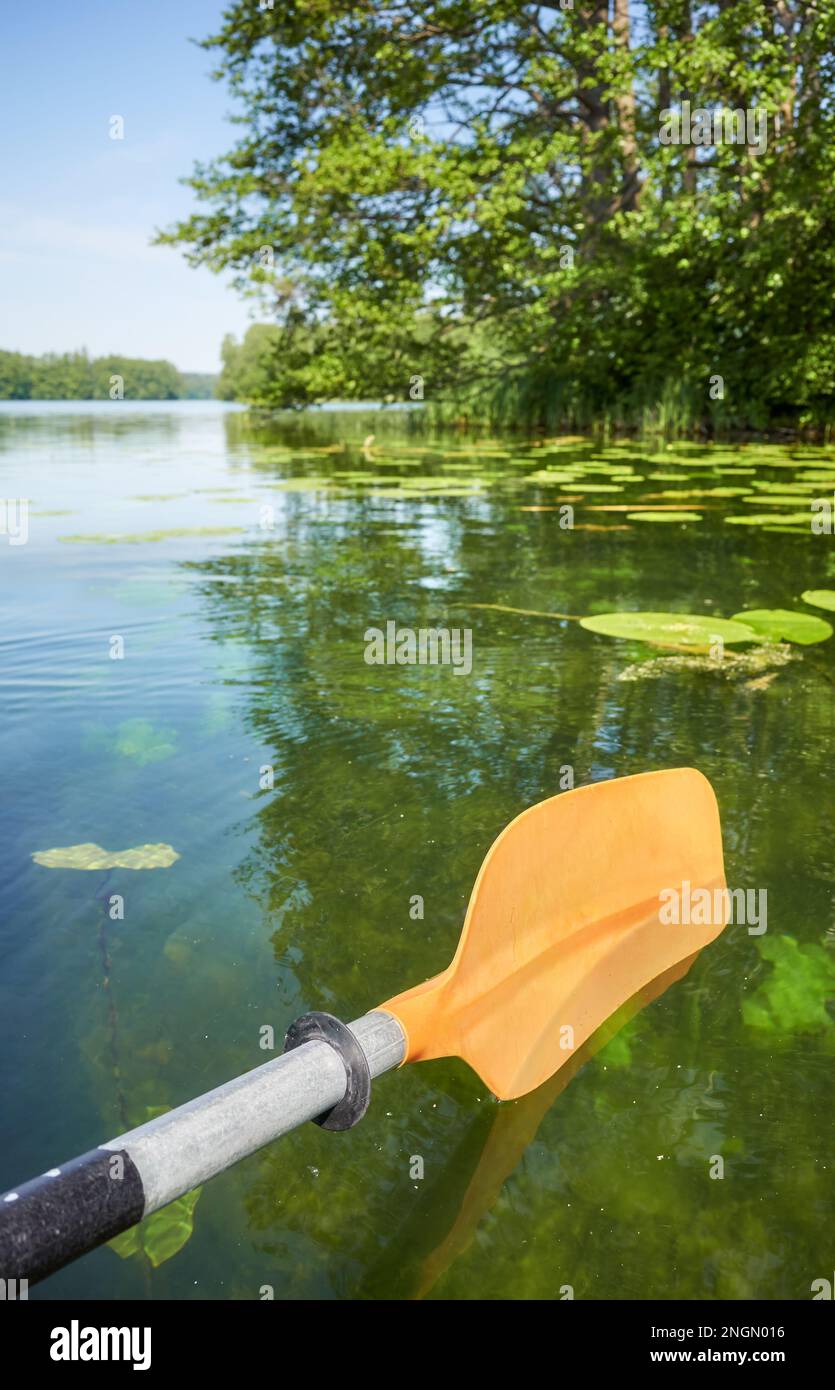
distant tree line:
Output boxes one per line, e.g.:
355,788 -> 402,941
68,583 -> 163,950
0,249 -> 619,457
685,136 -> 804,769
0,350 -> 217,400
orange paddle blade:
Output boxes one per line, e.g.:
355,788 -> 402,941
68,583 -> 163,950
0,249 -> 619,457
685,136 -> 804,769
379,768 -> 727,1100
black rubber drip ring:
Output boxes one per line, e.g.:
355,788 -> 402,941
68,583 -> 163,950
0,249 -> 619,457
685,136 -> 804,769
283,1011 -> 372,1131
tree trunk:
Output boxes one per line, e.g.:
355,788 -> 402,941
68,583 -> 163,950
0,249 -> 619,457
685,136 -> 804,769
612,0 -> 639,209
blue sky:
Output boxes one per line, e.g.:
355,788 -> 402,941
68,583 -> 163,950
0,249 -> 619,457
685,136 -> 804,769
0,1 -> 255,372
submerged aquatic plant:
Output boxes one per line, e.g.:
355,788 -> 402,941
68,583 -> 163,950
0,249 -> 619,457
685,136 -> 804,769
742,936 -> 835,1037
617,645 -> 796,684
109,1179 -> 202,1268
85,719 -> 178,766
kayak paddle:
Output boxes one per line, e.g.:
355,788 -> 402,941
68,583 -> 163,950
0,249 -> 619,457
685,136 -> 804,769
0,767 -> 727,1286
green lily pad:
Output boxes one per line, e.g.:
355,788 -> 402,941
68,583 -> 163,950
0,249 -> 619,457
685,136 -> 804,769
725,512 -> 810,527
370,474 -> 478,489
626,511 -> 702,523
742,495 -> 816,506
132,493 -> 188,502
558,482 -> 625,493
32,843 -> 180,870
273,477 -> 334,491
729,608 -> 833,645
579,612 -> 758,648
523,471 -> 582,484
801,589 -> 835,612
371,485 -> 485,499
109,1186 -> 202,1268
742,936 -> 835,1036
656,488 -> 749,499
58,527 -> 242,544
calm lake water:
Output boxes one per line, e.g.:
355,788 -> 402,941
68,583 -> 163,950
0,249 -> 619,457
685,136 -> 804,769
1,401 -> 833,1300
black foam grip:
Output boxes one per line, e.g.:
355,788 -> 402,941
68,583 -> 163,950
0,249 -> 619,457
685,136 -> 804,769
0,1147 -> 145,1285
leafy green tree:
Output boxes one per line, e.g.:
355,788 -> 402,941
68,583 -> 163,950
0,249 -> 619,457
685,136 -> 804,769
159,1 -> 835,430
217,326 -> 282,402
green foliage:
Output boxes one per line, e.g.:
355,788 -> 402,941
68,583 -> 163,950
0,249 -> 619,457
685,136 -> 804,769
159,2 -> 835,430
0,349 -> 215,401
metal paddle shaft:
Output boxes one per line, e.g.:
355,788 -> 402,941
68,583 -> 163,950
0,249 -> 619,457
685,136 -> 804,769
0,1011 -> 405,1286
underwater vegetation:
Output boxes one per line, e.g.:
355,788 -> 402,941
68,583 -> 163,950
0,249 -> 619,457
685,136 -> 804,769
84,719 -> 179,766
743,937 -> 835,1039
617,645 -> 797,685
